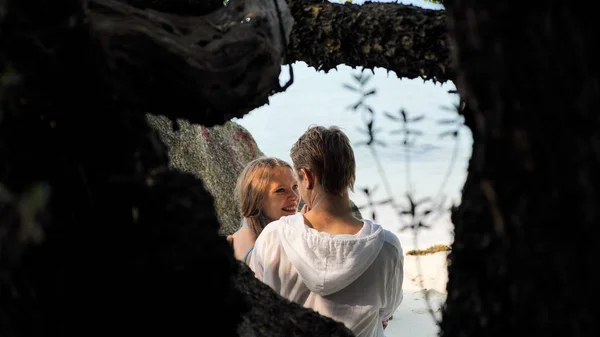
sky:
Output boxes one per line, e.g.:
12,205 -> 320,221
234,0 -> 465,246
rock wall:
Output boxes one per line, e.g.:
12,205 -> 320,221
147,115 -> 264,235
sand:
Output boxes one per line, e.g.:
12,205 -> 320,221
385,251 -> 449,337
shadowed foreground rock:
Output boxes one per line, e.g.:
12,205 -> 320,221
441,0 -> 600,336
0,0 -> 354,336
235,264 -> 355,337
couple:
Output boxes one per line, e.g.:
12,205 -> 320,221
228,125 -> 404,337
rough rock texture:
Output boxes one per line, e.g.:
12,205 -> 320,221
88,0 -> 293,126
124,0 -> 453,84
286,0 -> 452,83
147,115 -> 265,235
441,1 -> 599,337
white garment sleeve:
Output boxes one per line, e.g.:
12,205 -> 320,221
380,255 -> 404,321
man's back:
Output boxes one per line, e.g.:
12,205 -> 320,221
250,214 -> 404,337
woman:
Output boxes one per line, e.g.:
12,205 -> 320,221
244,126 -> 404,337
227,156 -> 300,264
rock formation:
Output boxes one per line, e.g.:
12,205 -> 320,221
0,1 -> 355,336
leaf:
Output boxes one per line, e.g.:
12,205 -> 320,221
406,194 -> 415,208
376,198 -> 393,205
360,73 -> 372,85
384,111 -> 399,121
417,222 -> 431,229
346,101 -> 362,111
366,106 -> 375,115
409,115 -> 425,122
406,129 -> 424,136
440,105 -> 457,112
399,224 -> 412,232
437,118 -> 458,124
342,83 -> 359,92
362,89 -> 376,97
352,73 -> 363,83
438,130 -> 459,138
376,140 -> 387,147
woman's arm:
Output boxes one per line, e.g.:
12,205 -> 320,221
227,227 -> 256,262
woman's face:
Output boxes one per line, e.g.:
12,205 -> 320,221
261,166 -> 300,222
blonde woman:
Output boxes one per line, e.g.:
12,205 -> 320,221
241,126 -> 404,337
227,157 -> 301,264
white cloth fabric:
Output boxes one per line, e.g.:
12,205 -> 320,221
249,213 -> 404,337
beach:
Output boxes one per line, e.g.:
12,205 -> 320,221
386,251 -> 449,337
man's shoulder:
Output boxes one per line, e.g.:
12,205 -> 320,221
380,228 -> 404,258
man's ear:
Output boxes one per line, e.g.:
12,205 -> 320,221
300,168 -> 314,190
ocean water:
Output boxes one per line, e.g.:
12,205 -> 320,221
233,62 -> 472,251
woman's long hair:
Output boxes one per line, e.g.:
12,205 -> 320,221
235,157 -> 293,237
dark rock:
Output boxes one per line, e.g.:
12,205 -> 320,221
235,264 -> 355,337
